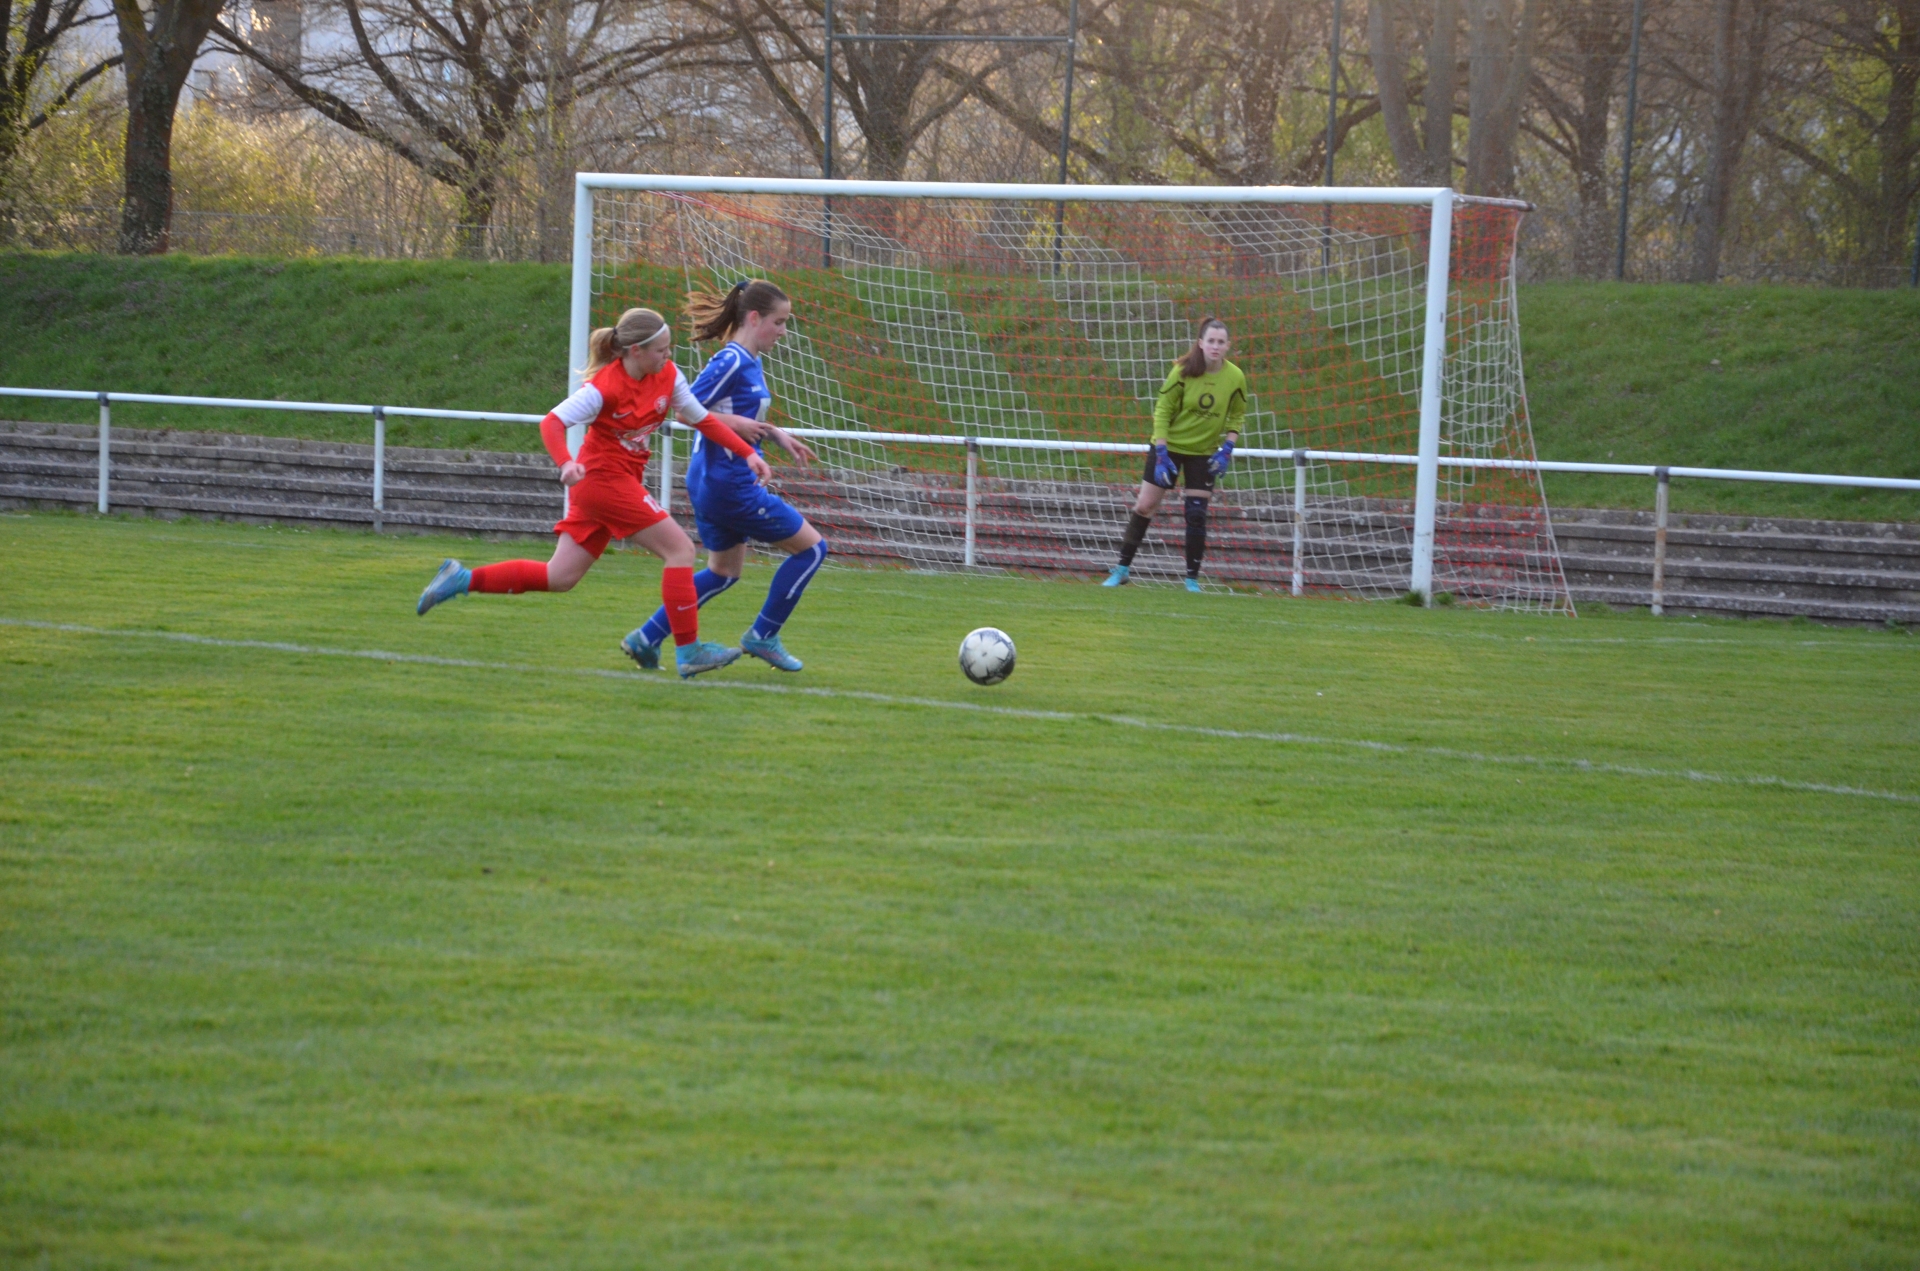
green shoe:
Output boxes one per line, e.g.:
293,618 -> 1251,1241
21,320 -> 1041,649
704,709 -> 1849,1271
676,641 -> 741,680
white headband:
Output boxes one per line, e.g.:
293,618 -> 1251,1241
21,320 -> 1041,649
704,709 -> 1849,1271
633,322 -> 670,348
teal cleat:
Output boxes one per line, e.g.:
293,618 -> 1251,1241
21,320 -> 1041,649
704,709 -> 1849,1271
417,559 -> 471,615
675,640 -> 741,680
1101,565 -> 1131,587
1184,576 -> 1203,593
620,628 -> 663,671
741,632 -> 803,672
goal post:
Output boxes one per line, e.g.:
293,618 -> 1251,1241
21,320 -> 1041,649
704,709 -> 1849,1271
568,173 -> 1570,613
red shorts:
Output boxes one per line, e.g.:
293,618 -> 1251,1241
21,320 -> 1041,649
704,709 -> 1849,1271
553,470 -> 670,558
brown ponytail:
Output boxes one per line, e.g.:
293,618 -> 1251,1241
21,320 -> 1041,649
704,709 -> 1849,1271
687,278 -> 790,344
1178,317 -> 1229,378
582,307 -> 668,377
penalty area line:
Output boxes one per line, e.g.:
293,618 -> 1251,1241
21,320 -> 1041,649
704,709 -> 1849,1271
4,616 -> 1916,807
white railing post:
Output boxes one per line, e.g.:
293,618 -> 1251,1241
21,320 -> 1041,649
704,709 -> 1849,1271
658,428 -> 673,513
1651,466 -> 1670,616
964,439 -> 979,568
96,392 -> 110,514
1409,189 -> 1453,606
372,406 -> 386,534
1292,448 -> 1307,597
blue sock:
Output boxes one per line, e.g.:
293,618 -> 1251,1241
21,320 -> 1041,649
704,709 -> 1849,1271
750,541 -> 828,640
638,569 -> 735,644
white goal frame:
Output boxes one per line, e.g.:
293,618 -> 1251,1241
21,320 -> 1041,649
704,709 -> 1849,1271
570,174 -> 1493,603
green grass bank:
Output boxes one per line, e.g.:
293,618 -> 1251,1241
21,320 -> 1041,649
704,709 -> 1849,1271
3,254 -> 1916,520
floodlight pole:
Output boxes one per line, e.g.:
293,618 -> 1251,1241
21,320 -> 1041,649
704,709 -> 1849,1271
1614,0 -> 1645,281
1049,0 -> 1079,270
1409,189 -> 1454,606
823,0 -> 835,266
1322,0 -> 1340,268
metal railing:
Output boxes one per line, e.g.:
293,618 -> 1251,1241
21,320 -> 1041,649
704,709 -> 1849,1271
4,385 -> 1918,608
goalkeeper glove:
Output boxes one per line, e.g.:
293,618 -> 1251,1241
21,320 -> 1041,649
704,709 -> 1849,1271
1208,438 -> 1235,478
1149,442 -> 1178,488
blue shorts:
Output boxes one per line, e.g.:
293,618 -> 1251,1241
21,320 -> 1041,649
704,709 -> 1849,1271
687,471 -> 807,552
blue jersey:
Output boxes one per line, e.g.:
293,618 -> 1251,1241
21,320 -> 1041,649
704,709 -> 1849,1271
686,342 -> 771,493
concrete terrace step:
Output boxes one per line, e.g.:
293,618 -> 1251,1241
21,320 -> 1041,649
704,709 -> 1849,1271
5,421 -> 1916,624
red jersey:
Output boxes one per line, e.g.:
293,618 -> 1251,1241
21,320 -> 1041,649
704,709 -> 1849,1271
550,359 -> 708,480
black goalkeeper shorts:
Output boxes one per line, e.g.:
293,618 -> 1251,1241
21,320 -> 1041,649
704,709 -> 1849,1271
1142,447 -> 1215,493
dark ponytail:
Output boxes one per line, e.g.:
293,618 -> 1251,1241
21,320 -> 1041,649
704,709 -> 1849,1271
1178,317 -> 1229,378
687,278 -> 790,344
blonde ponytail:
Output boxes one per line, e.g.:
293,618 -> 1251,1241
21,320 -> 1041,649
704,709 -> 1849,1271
581,307 -> 669,377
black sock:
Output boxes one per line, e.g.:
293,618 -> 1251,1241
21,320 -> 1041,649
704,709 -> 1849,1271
1183,497 -> 1208,577
1117,512 -> 1152,566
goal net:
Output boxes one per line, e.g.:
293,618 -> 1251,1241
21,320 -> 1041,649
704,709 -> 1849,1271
573,177 -> 1572,613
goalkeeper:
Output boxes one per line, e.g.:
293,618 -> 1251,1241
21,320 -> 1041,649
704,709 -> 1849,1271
1103,317 -> 1246,591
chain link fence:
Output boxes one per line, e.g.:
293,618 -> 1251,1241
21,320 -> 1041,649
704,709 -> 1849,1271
5,199 -> 1916,286
1,204 -> 574,262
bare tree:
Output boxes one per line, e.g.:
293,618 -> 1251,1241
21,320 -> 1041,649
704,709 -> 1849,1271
112,0 -> 226,253
1756,0 -> 1919,279
1,0 -> 121,180
1368,0 -> 1452,184
1680,0 -> 1773,279
1465,0 -> 1538,193
941,0 -> 1378,188
215,0 -> 735,251
1071,0 -> 1375,185
1368,0 -> 1537,194
695,0 -> 1054,182
1526,0 -> 1633,273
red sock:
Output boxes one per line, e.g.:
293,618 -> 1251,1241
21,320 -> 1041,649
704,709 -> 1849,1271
662,566 -> 699,646
469,560 -> 550,594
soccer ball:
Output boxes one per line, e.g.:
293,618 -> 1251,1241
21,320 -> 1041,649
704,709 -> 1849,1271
958,627 -> 1016,686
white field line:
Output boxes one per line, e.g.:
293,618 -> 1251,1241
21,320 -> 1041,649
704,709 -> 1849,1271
822,580 -> 1917,653
4,616 -> 1915,807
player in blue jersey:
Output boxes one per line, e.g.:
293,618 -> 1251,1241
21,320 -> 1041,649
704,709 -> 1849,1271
622,279 -> 829,673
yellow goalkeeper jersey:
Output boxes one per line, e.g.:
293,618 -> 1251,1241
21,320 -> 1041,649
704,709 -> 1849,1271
1151,361 -> 1248,455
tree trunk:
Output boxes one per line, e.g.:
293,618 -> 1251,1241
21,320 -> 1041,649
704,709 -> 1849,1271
1464,0 -> 1537,195
1688,0 -> 1768,281
112,0 -> 224,255
1369,0 -> 1446,184
1873,0 -> 1918,272
1569,2 -> 1626,277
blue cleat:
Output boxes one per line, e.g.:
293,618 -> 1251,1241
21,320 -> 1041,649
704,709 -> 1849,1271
1184,576 -> 1203,593
1101,565 -> 1131,587
676,640 -> 741,680
620,628 -> 663,670
741,632 -> 803,672
417,559 -> 470,615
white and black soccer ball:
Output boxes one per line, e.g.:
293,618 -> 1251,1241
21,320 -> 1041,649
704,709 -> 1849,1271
958,627 -> 1016,686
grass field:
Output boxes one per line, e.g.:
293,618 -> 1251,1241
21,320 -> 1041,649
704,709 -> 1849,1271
2,510 -> 1917,1268
3,254 -> 1917,521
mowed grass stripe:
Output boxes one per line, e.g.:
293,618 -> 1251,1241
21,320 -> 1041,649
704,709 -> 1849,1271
1,512 -> 1913,792
5,615 -> 1915,807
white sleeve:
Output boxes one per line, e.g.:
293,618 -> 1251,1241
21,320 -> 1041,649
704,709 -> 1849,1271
670,368 -> 709,423
550,383 -> 603,428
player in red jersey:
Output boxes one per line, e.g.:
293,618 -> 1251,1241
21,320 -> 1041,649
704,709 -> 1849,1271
415,307 -> 772,679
